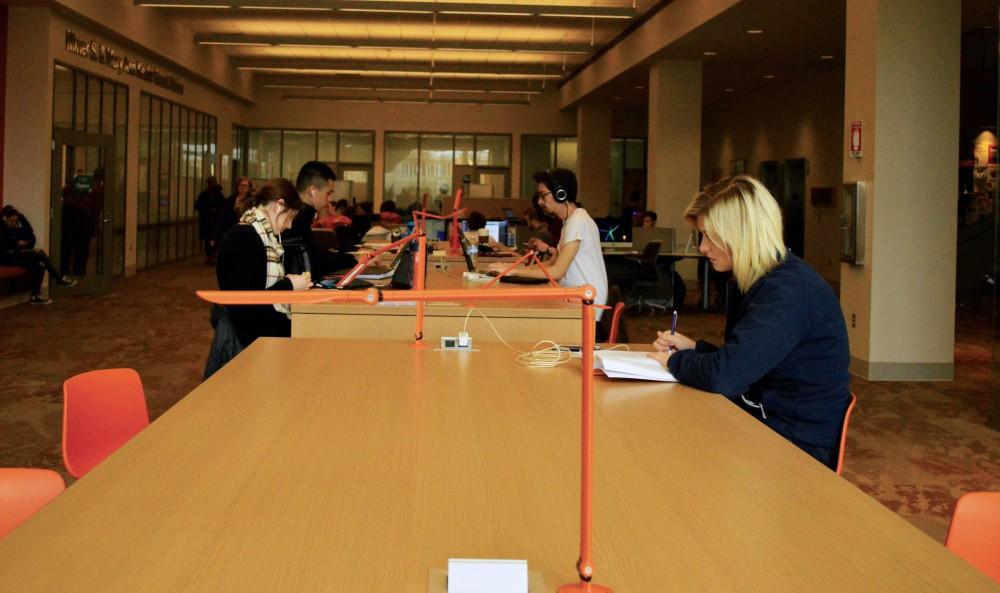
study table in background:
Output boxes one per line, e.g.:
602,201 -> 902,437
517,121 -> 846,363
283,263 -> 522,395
602,245 -> 712,310
293,256 -> 580,343
0,339 -> 994,593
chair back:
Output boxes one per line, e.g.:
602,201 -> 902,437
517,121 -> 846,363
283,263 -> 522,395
945,492 -> 1000,583
835,392 -> 857,475
63,368 -> 149,478
640,240 -> 662,263
0,468 -> 65,539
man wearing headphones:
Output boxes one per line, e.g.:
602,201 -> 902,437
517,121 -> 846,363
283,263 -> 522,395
488,168 -> 608,318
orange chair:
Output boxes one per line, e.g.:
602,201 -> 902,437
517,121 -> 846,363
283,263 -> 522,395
607,302 -> 625,344
945,492 -> 1000,583
0,468 -> 65,539
835,392 -> 857,476
63,368 -> 149,478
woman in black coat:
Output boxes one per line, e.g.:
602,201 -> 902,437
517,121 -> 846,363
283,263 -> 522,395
649,176 -> 851,470
215,178 -> 311,348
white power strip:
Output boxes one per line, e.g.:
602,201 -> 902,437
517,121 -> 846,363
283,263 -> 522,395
440,332 -> 473,350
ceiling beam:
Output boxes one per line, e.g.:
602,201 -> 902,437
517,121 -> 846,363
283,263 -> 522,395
135,0 -> 636,19
232,57 -> 568,77
281,93 -> 531,106
195,33 -> 594,55
258,75 -> 548,94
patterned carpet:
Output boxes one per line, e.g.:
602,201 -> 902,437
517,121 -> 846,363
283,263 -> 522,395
0,258 -> 998,543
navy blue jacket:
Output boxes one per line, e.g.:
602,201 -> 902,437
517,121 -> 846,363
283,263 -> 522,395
667,253 -> 850,449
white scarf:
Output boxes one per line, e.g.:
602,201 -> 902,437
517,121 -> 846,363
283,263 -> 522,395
240,207 -> 290,317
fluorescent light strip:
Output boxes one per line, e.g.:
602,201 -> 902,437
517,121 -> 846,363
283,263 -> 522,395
438,10 -> 528,16
263,84 -> 316,89
240,5 -> 332,10
199,41 -> 271,46
433,88 -> 488,93
319,86 -> 375,91
138,3 -> 229,7
489,89 -> 542,95
239,67 -> 563,79
376,88 -> 431,92
339,8 -> 433,13
538,13 -> 631,19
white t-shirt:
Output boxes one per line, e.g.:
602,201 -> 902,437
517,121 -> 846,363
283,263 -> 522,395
559,207 -> 608,320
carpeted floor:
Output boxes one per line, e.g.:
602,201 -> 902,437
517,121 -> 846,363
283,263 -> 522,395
1,258 -> 998,543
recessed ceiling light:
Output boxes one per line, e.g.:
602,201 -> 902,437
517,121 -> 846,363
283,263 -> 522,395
702,51 -> 717,56
747,29 -> 764,34
820,55 -> 834,60
634,85 -> 645,90
763,74 -> 776,79
612,96 -> 622,100
724,88 -> 735,92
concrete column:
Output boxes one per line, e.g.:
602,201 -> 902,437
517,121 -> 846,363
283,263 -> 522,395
576,99 -> 611,216
841,0 -> 960,380
648,59 -> 702,245
3,7 -> 53,250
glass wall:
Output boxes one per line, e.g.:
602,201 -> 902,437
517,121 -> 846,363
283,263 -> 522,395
52,64 -> 128,276
385,132 -> 511,211
521,135 -> 577,199
137,92 -> 217,270
243,129 -> 375,201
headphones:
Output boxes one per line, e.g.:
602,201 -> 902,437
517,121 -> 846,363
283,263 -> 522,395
547,170 -> 569,203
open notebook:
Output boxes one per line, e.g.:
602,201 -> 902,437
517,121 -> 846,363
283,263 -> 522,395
594,351 -> 678,382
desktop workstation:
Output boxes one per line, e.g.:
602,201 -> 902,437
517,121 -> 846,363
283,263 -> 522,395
0,338 -> 993,592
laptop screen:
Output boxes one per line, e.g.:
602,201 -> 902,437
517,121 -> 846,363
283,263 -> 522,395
485,220 -> 508,245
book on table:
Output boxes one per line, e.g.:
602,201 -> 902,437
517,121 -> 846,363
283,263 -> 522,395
594,351 -> 678,382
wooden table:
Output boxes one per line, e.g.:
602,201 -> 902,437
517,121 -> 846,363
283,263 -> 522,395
292,266 -> 581,343
0,339 -> 995,592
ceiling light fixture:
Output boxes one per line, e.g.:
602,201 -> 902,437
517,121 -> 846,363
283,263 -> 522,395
702,51 -> 717,56
820,55 -> 834,60
746,29 -> 764,34
763,74 -> 775,79
138,3 -> 229,7
539,13 -> 631,19
724,88 -> 735,92
240,5 -> 332,10
339,8 -> 433,14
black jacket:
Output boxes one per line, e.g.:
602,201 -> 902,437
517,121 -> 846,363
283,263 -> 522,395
1,214 -> 37,254
216,225 -> 293,347
668,253 -> 851,449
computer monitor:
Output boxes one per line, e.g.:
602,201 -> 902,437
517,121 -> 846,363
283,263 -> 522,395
596,217 -> 627,243
485,220 -> 508,245
423,219 -> 446,241
503,207 -> 516,219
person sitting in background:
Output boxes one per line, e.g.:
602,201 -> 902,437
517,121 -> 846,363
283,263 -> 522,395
211,177 -> 253,255
648,176 -> 851,470
314,199 -> 352,230
523,207 -> 556,259
216,179 -> 311,348
1,205 -> 75,304
379,200 -> 402,224
642,210 -> 657,229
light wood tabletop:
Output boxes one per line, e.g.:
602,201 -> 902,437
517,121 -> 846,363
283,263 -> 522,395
0,339 -> 995,593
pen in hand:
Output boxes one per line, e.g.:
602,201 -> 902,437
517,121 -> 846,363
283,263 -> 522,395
669,310 -> 678,352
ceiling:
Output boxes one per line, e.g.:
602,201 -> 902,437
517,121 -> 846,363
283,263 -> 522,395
132,0 -> 998,110
134,0 -> 660,106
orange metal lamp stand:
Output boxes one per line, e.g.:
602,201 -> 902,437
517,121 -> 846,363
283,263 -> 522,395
196,283 -> 612,592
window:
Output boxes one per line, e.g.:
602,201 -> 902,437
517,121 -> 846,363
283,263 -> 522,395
521,135 -> 578,199
384,132 -> 512,210
137,92 -> 217,270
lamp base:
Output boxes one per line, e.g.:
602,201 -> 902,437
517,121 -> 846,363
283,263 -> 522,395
558,582 -> 613,593
409,340 -> 431,349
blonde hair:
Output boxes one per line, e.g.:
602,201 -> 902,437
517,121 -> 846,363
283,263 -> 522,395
684,175 -> 786,293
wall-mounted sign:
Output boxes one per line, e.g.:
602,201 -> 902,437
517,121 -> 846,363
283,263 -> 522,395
850,120 -> 862,158
65,30 -> 184,95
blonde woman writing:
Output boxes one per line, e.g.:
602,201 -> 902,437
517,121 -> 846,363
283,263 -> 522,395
649,176 -> 851,470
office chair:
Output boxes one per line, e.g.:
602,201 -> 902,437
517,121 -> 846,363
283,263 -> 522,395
597,286 -> 628,344
0,468 -> 65,539
835,392 -> 857,476
945,492 -> 1000,583
625,241 -> 669,314
63,368 -> 150,478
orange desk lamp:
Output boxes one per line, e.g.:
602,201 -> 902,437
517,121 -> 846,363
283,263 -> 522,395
196,282 -> 611,592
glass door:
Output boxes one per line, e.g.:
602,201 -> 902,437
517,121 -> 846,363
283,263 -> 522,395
50,129 -> 116,296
